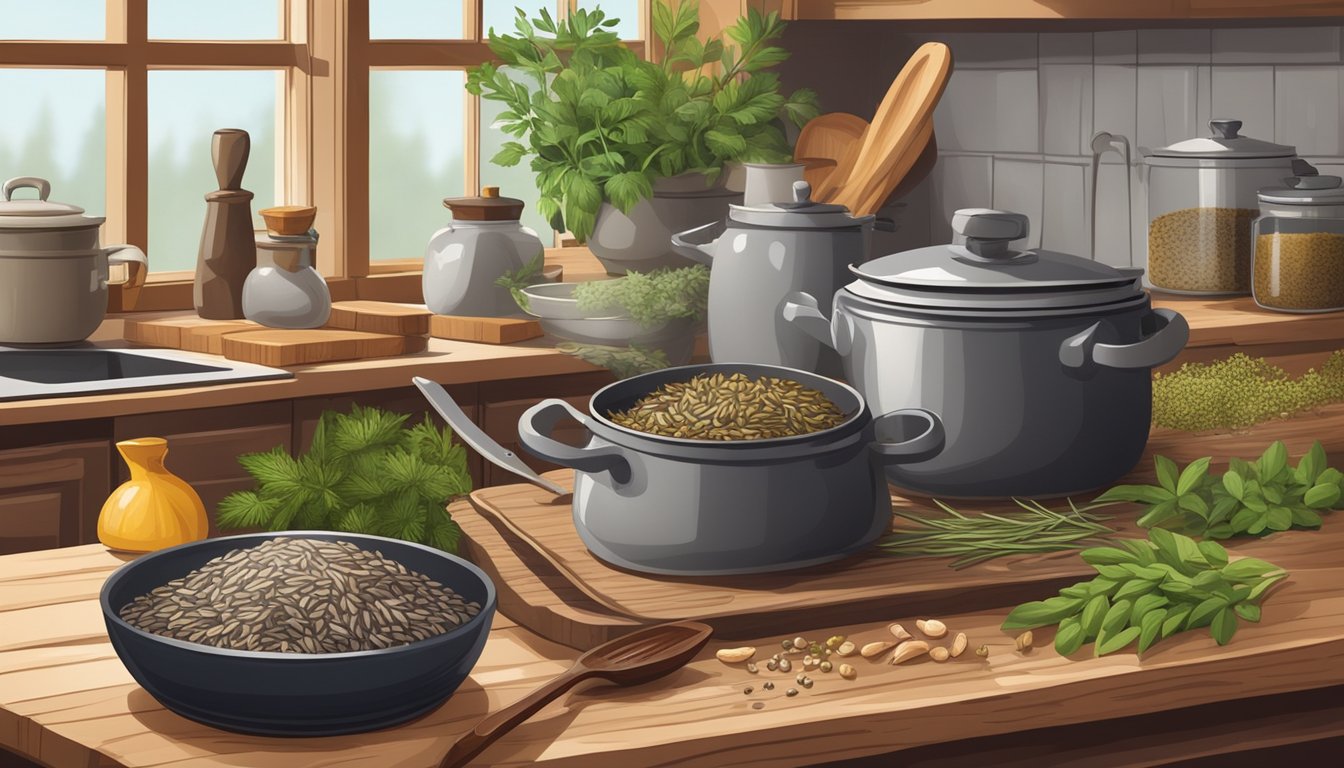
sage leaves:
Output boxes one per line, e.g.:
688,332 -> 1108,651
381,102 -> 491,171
1002,529 -> 1288,656
1095,441 -> 1343,540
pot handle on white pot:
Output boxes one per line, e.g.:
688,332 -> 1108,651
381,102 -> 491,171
519,399 -> 632,482
105,244 -> 148,309
869,409 -> 945,464
781,291 -> 839,350
1060,308 -> 1190,370
669,220 -> 723,265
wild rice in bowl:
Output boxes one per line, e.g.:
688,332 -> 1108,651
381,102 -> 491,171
606,372 -> 850,440
117,537 -> 481,654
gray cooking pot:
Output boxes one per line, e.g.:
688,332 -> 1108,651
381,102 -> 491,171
784,208 -> 1190,499
518,363 -> 944,576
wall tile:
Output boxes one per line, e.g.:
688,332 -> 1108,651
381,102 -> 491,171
927,32 -> 1038,69
1212,26 -> 1340,65
1275,66 -> 1343,157
1095,30 -> 1137,65
1041,163 -> 1089,257
933,69 -> 1039,153
1138,29 -> 1211,65
873,176 -> 934,255
1041,64 -> 1093,156
1210,66 -> 1275,143
993,159 -> 1044,248
1094,65 -> 1137,163
1093,162 -> 1139,267
1196,66 -> 1213,137
1137,66 -> 1200,153
929,155 -> 994,244
1040,32 -> 1092,65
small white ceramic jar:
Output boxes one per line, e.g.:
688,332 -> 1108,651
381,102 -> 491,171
242,230 -> 331,329
423,186 -> 544,317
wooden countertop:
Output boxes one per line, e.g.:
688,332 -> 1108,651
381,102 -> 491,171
4,493 -> 1344,767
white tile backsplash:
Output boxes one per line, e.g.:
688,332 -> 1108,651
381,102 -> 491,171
1137,67 -> 1200,153
1138,29 -> 1212,65
1093,162 -> 1138,267
1211,66 -> 1275,142
1041,162 -> 1089,257
1275,66 -> 1343,156
1212,26 -> 1341,65
930,155 -> 994,244
933,69 -> 1039,153
1041,65 -> 1093,156
992,159 -> 1044,248
1040,33 -> 1092,65
1195,66 -> 1213,137
1093,66 -> 1137,163
1095,30 -> 1137,65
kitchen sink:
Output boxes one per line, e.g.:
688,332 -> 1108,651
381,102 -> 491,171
0,346 -> 292,401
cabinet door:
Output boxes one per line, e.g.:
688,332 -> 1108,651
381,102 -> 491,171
0,441 -> 111,556
479,371 -> 614,486
114,402 -> 293,537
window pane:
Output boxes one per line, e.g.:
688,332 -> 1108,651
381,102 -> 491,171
148,70 -> 279,272
370,0 -> 464,39
369,70 -> 465,262
0,70 -> 105,218
577,0 -> 640,39
482,3 -> 557,39
148,0 -> 280,40
479,76 -> 550,243
0,0 -> 103,40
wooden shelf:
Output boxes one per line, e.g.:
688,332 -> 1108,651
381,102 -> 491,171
787,0 -> 1344,21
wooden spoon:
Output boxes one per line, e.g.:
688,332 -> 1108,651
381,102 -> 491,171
438,621 -> 714,768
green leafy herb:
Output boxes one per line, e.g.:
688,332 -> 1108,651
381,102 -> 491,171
217,405 -> 470,552
1153,350 -> 1344,431
556,341 -> 671,379
495,249 -> 546,312
466,2 -> 818,241
571,265 -> 709,327
1095,441 -> 1343,540
876,499 -> 1117,569
1003,528 -> 1288,656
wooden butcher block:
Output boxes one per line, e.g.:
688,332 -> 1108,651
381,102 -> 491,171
123,315 -> 261,355
429,315 -> 544,344
326,300 -> 432,336
219,328 -> 425,366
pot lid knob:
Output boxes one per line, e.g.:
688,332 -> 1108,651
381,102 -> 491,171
774,180 -> 815,209
1209,119 -> 1243,140
951,208 -> 1029,260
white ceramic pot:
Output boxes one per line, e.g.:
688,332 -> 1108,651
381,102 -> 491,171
242,231 -> 331,329
423,187 -> 543,317
0,176 -> 147,345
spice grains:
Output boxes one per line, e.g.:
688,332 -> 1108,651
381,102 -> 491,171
1148,207 -> 1257,293
607,372 -> 849,440
118,537 -> 481,653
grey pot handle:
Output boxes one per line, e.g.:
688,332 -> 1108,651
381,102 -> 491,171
869,408 -> 945,464
519,399 -> 631,481
1061,308 -> 1190,370
781,291 -> 837,349
669,220 -> 722,265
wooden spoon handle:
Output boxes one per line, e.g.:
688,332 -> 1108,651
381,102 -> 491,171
439,667 -> 590,768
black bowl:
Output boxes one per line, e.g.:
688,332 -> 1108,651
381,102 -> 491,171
100,531 -> 496,736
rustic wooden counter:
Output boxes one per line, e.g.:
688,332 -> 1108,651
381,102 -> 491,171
4,490 -> 1344,768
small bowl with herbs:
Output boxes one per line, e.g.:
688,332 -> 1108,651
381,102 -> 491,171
520,265 -> 709,372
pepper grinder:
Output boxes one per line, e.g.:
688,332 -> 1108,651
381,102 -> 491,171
194,129 -> 257,319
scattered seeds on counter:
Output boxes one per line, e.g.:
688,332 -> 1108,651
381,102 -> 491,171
890,640 -> 930,665
766,659 -> 778,672
746,661 -> 758,674
716,646 -> 756,664
975,644 -> 990,658
916,619 -> 947,639
839,663 -> 857,680
781,638 -> 794,651
793,636 -> 808,650
763,681 -> 775,690
1015,631 -> 1034,653
860,641 -> 895,659
800,676 -> 814,689
795,673 -> 808,685
826,635 -> 846,649
778,658 -> 792,672
836,640 -> 857,657
819,661 -> 833,673
929,647 -> 950,662
888,623 -> 913,642
743,686 -> 753,695
808,642 -> 825,656
786,688 -> 798,697
752,702 -> 765,710
951,633 -> 968,658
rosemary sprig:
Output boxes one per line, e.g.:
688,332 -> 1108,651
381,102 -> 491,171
877,499 -> 1118,569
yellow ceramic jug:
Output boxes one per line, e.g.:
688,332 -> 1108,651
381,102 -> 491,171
98,437 -> 209,553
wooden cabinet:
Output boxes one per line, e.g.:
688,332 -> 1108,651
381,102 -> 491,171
0,439 -> 110,556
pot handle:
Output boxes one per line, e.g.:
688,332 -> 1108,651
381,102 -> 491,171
869,408 -> 945,464
3,176 -> 51,201
1060,308 -> 1190,370
519,399 -> 631,482
669,220 -> 723,265
781,291 -> 837,349
105,244 -> 148,310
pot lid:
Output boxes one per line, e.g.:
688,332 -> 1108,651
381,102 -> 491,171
850,208 -> 1144,310
727,180 -> 873,229
1258,174 -> 1344,205
0,176 -> 99,229
1148,119 -> 1294,159
443,186 -> 524,221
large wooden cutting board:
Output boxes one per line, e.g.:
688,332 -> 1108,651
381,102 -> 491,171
220,329 -> 426,366
460,471 -> 1142,647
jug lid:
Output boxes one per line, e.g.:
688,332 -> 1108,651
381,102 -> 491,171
443,186 -> 525,221
0,176 -> 101,229
1258,174 -> 1344,205
727,180 -> 874,229
1149,118 -> 1295,159
848,208 -> 1144,311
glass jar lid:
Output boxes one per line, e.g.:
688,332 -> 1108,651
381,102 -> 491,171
1258,174 -> 1344,206
849,208 -> 1145,311
727,180 -> 873,229
443,186 -> 525,221
1149,119 -> 1294,159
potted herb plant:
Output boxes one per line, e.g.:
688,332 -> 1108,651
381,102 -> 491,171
466,1 -> 818,275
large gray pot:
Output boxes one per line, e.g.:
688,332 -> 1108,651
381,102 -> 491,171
785,208 -> 1190,499
518,363 -> 944,576
588,173 -> 740,276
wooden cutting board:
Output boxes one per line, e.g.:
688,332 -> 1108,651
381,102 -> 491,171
326,300 -> 432,336
460,470 -> 1142,648
219,328 -> 425,366
429,315 -> 544,344
124,315 -> 262,355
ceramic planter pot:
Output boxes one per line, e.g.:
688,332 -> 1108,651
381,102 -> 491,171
0,176 -> 147,344
587,173 -> 740,276
785,208 -> 1190,499
517,362 -> 945,576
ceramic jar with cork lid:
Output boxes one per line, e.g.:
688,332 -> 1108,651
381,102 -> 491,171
242,205 -> 331,328
423,186 -> 544,317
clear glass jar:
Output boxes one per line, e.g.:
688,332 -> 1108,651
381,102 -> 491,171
1252,176 -> 1344,313
1143,119 -> 1298,296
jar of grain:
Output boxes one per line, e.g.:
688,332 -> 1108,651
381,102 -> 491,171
1143,119 -> 1302,296
1252,175 -> 1344,313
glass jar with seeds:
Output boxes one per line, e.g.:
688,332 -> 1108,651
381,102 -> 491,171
1251,175 -> 1344,313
